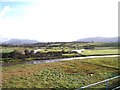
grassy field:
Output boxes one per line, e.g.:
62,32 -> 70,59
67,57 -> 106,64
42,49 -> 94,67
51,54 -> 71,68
1,49 -> 14,53
1,46 -> 118,55
2,57 -> 119,89
1,47 -> 37,53
1,47 -> 70,53
81,49 -> 118,56
62,53 -> 80,57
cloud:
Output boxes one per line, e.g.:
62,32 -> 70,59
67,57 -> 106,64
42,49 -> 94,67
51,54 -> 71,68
0,5 -> 11,17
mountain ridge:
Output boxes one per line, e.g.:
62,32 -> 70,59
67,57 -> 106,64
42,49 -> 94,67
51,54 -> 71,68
2,39 -> 40,45
77,37 -> 120,42
1,37 -> 119,44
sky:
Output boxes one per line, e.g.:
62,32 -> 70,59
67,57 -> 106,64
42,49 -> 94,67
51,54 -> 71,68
0,0 -> 119,42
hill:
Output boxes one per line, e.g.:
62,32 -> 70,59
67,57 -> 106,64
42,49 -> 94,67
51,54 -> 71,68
77,37 -> 120,42
2,39 -> 39,45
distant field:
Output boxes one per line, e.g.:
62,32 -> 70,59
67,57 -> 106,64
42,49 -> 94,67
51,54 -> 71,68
1,49 -> 14,53
81,49 -> 118,56
1,47 -> 69,53
1,47 -> 118,55
1,47 -> 34,53
94,47 -> 118,50
2,57 -> 119,88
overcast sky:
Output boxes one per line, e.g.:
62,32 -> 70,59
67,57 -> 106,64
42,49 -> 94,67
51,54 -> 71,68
0,0 -> 119,42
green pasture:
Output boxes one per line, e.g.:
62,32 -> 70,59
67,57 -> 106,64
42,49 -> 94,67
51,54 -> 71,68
1,49 -> 14,53
62,53 -> 80,57
81,49 -> 118,55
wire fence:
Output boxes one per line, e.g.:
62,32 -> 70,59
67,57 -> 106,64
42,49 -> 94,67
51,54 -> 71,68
75,75 -> 120,90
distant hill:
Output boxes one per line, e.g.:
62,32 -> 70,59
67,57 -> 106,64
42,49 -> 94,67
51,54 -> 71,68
77,37 -> 120,42
2,39 -> 40,45
0,38 -> 10,44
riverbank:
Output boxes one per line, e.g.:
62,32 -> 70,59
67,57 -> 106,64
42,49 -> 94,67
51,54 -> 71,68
1,54 -> 119,67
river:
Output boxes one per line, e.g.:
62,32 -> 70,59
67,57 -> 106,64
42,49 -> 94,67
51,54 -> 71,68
1,55 -> 119,67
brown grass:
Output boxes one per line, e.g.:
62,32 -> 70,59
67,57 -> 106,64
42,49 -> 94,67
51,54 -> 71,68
2,57 -> 118,88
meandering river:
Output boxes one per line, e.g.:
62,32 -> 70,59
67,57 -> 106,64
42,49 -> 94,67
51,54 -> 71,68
1,55 -> 119,67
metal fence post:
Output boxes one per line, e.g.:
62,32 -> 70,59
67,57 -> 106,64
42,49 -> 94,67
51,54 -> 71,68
106,81 -> 109,90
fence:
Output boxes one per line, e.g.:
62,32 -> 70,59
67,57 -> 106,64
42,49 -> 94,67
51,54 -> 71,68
76,75 -> 120,90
